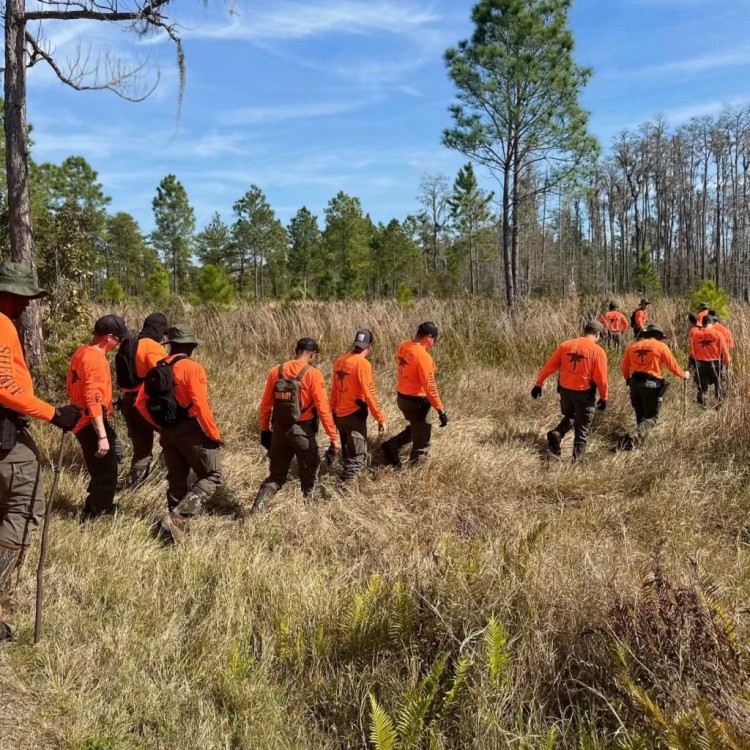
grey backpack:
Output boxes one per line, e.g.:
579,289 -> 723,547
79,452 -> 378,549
272,364 -> 311,427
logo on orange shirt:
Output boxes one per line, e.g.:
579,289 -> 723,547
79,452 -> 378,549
566,352 -> 586,371
397,356 -> 408,370
635,348 -> 649,364
335,369 -> 348,389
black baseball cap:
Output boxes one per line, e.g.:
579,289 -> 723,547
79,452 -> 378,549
353,329 -> 374,348
416,321 -> 439,339
703,315 -> 717,325
94,314 -> 129,338
296,337 -> 320,353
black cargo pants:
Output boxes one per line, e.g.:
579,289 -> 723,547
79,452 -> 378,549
695,360 -> 723,404
335,408 -> 369,481
553,387 -> 596,460
629,377 -> 664,440
120,390 -> 157,484
381,394 -> 432,465
76,420 -> 123,517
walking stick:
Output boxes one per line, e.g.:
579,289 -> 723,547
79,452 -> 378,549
34,433 -> 66,645
682,375 -> 688,420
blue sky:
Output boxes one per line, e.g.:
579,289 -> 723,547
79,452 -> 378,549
26,0 -> 750,233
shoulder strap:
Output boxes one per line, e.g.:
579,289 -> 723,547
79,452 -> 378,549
296,365 -> 311,382
167,353 -> 188,368
277,363 -> 285,380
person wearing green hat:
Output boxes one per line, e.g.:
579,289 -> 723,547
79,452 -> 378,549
620,324 -> 689,447
0,262 -> 81,640
136,323 -> 223,544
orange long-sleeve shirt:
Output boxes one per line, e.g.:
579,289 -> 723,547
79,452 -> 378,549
621,339 -> 684,380
67,344 -> 113,434
122,337 -> 168,393
535,337 -> 609,400
135,355 -> 221,441
697,309 -> 708,326
688,325 -> 701,359
692,327 -> 730,366
0,312 -> 54,421
329,351 -> 386,424
715,322 -> 734,350
395,340 -> 444,411
259,359 -> 337,443
633,309 -> 648,330
599,311 -> 629,333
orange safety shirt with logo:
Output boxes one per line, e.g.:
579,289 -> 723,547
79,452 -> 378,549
715,322 -> 734,350
122,338 -> 168,393
395,339 -> 444,411
599,310 -> 629,333
535,337 -> 609,400
259,359 -> 337,443
621,339 -> 684,380
135,354 -> 221,441
0,312 -> 54,421
330,351 -> 386,424
633,309 -> 648,330
692,327 -> 730,366
67,345 -> 113,434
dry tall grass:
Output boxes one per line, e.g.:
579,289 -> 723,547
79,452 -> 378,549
2,296 -> 750,749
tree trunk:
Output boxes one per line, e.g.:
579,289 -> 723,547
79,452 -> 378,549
501,159 -> 515,311
5,0 -> 43,366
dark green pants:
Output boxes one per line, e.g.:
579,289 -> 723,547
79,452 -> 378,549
0,432 -> 43,551
160,418 -> 223,511
121,391 -> 156,483
335,412 -> 368,481
629,379 -> 663,440
259,420 -> 319,499
76,421 -> 121,516
554,388 -> 596,460
382,394 -> 433,465
605,331 -> 623,349
695,361 -> 723,404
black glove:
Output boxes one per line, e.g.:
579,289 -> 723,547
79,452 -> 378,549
260,430 -> 272,450
51,404 -> 82,432
597,399 -> 607,412
625,378 -> 631,387
324,444 -> 336,468
531,386 -> 542,399
206,438 -> 224,449
438,410 -> 449,428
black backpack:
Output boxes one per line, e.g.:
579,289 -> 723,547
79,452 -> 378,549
272,364 -> 311,427
630,309 -> 638,330
144,355 -> 191,428
115,332 -> 140,390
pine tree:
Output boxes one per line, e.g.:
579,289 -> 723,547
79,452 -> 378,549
287,207 -> 321,299
196,213 -> 232,268
103,212 -> 159,297
151,175 -> 195,295
196,264 -> 235,305
444,0 -> 597,310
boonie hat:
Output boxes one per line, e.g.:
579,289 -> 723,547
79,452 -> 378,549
699,302 -> 709,310
166,323 -> 202,345
296,337 -> 320,353
608,300 -> 619,310
353,329 -> 374,348
645,324 -> 665,340
0,261 -> 47,299
94,314 -> 129,338
639,298 -> 651,306
584,320 -> 605,335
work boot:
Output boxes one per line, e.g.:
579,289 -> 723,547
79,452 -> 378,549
546,430 -> 562,457
130,467 -> 150,491
381,440 -> 402,468
159,491 -> 204,544
251,484 -> 277,514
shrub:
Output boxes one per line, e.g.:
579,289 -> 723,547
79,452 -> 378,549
690,279 -> 731,320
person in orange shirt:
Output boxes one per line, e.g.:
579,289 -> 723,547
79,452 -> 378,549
381,321 -> 448,468
621,324 -> 689,446
68,314 -> 128,519
135,324 -> 223,543
252,337 -> 338,512
598,301 -> 629,348
116,312 -> 168,489
696,303 -> 710,326
631,299 -> 650,339
692,315 -> 730,405
531,321 -> 608,462
707,310 -> 734,350
0,262 -> 81,641
329,329 -> 386,482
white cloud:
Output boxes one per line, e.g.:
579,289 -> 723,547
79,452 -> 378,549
221,99 -> 376,126
656,98 -> 749,124
178,0 -> 439,42
642,48 -> 750,76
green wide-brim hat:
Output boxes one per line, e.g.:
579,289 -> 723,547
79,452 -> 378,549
166,323 -> 202,346
645,324 -> 665,339
0,261 -> 48,299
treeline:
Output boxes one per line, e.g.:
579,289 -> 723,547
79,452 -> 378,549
3,110 -> 750,304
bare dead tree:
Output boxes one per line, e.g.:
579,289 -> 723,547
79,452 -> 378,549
3,0 -> 186,365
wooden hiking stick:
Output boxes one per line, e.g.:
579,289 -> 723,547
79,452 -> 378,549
682,374 -> 688,420
34,433 -> 66,645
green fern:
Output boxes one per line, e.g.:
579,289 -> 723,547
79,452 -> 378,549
484,616 -> 510,689
540,726 -> 559,750
442,654 -> 473,717
369,693 -> 398,750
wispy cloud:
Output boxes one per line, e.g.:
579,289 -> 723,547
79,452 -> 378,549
178,0 -> 439,42
656,97 -> 749,125
642,48 -> 750,76
221,99 -> 376,126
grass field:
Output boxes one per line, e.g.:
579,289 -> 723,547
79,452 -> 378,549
2,296 -> 750,749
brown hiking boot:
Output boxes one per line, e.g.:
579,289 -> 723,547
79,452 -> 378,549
546,430 -> 562,457
159,512 -> 189,544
